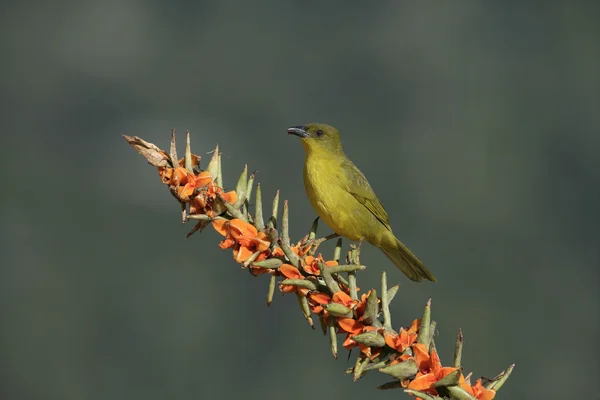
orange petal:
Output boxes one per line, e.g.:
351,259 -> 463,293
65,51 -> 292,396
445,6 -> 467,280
408,318 -> 421,334
337,318 -> 363,335
253,232 -> 270,251
412,343 -> 431,372
332,291 -> 354,306
229,219 -> 257,239
477,390 -> 496,400
194,171 -> 213,187
302,260 -> 321,275
221,190 -> 238,204
343,334 -> 357,350
430,349 -> 443,375
212,219 -> 229,236
309,292 -> 331,305
219,237 -> 235,249
234,245 -> 254,263
271,246 -> 285,257
177,183 -> 195,201
158,167 -> 174,184
407,373 -> 436,391
438,366 -> 458,380
279,264 -> 303,279
385,333 -> 400,350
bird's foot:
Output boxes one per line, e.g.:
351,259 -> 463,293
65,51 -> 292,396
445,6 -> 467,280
348,239 -> 364,264
302,233 -> 340,255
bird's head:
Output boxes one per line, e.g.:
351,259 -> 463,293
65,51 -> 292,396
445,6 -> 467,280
287,123 -> 343,156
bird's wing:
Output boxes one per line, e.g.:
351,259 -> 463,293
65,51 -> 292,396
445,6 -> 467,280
341,158 -> 392,231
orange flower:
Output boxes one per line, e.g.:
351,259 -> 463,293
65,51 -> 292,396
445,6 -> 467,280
332,291 -> 358,310
354,290 -> 374,321
278,264 -> 309,295
301,254 -> 338,275
408,347 -> 458,394
212,219 -> 271,263
385,319 -> 420,353
227,219 -> 269,251
338,319 -> 379,358
338,317 -> 364,335
308,292 -> 331,314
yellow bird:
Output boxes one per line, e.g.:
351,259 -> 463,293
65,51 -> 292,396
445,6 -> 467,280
288,123 -> 436,282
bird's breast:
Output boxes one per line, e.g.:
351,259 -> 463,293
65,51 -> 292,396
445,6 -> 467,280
303,156 -> 366,241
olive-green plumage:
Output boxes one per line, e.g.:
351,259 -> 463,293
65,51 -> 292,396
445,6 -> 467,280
288,123 -> 436,282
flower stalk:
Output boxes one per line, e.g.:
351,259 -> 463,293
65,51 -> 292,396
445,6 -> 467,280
124,131 -> 514,399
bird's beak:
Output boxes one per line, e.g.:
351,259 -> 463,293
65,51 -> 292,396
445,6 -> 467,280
287,126 -> 308,138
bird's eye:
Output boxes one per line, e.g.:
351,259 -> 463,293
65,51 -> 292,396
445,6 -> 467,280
316,129 -> 324,137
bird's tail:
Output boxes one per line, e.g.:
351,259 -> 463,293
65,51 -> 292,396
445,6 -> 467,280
379,234 -> 436,282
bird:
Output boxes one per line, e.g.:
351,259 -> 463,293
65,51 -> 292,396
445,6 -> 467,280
287,123 -> 436,282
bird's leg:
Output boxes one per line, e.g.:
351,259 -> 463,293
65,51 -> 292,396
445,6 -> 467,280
306,233 -> 340,255
349,239 -> 364,264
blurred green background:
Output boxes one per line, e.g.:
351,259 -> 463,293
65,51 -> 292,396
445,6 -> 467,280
1,2 -> 598,399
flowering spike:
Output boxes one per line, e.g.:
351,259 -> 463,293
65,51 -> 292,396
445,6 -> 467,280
333,238 -> 342,263
418,299 -> 432,350
381,272 -> 392,331
445,386 -> 477,400
379,359 -> 418,380
126,132 -> 514,396
184,130 -> 194,172
169,129 -> 178,167
267,274 -> 276,306
254,183 -> 265,231
296,293 -> 314,329
309,217 -> 319,241
269,190 -> 279,229
454,329 -> 463,368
